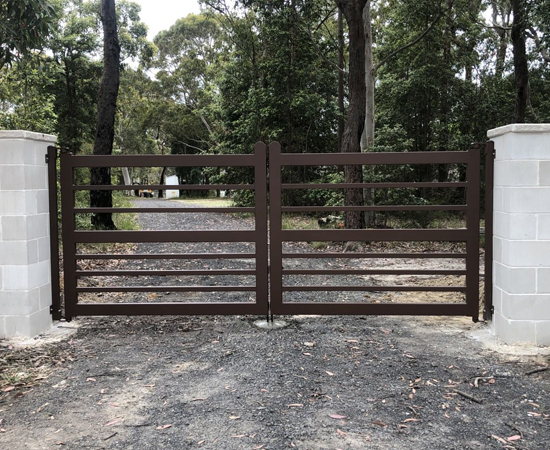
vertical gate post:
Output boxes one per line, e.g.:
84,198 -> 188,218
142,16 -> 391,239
47,146 -> 62,320
59,150 -> 77,321
488,124 -> 550,345
484,141 -> 495,321
254,142 -> 269,316
269,142 -> 283,315
0,131 -> 57,338
466,143 -> 481,321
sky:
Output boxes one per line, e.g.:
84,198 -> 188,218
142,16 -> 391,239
132,0 -> 202,40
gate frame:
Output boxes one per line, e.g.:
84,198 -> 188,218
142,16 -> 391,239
58,143 -> 268,320
268,141 -> 484,322
49,142 -> 494,322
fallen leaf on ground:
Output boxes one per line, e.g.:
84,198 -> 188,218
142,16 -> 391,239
507,435 -> 521,442
156,424 -> 172,430
304,342 -> 315,347
403,418 -> 420,423
232,435 -> 246,438
330,414 -> 347,419
229,416 -> 240,420
372,421 -> 387,427
253,445 -> 264,450
2,387 -> 15,392
337,429 -> 347,436
326,371 -> 334,376
105,419 -> 123,427
287,404 -> 303,408
303,352 -> 312,356
492,435 -> 507,444
86,378 -> 96,382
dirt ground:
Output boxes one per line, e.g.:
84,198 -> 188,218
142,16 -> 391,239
2,199 -> 549,449
1,315 -> 549,450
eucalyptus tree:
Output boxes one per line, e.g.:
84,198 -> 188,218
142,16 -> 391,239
0,0 -> 57,68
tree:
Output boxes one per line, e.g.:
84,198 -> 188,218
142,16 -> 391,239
510,0 -> 529,123
90,0 -> 121,229
335,0 -> 367,230
0,0 -> 57,68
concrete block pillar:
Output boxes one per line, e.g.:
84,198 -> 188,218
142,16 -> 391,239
488,124 -> 550,345
0,130 -> 57,338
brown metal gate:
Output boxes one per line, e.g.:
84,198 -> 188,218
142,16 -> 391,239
59,143 -> 268,320
51,141 -> 493,322
269,142 -> 485,322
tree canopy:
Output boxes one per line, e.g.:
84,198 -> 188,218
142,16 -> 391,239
1,0 -> 550,224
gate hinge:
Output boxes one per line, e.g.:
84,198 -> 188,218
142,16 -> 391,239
45,153 -> 50,164
493,148 -> 496,160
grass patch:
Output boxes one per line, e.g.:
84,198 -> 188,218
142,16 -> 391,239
113,193 -> 140,231
281,215 -> 319,230
173,197 -> 234,208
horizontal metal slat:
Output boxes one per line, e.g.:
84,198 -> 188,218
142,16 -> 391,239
283,286 -> 466,292
73,184 -> 254,191
76,253 -> 257,260
282,269 -> 467,276
282,182 -> 468,189
73,302 -> 264,316
77,286 -> 256,293
282,205 -> 467,212
77,270 -> 256,277
272,302 -> 469,316
281,229 -> 468,242
65,154 -> 257,168
281,252 -> 467,259
74,207 -> 255,214
74,230 -> 258,243
278,151 -> 470,166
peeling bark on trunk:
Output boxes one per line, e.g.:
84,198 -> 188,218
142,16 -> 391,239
91,0 -> 120,230
361,1 -> 375,227
335,0 -> 367,231
338,9 -> 345,152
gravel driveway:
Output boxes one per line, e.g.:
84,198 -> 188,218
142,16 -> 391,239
2,198 -> 548,450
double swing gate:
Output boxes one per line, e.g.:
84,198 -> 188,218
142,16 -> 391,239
48,142 -> 494,322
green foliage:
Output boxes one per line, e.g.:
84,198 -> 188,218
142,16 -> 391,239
0,0 -> 57,68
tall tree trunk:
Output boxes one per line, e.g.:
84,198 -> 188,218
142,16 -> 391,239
361,0 -> 374,152
91,0 -> 120,229
338,9 -> 345,152
492,2 -> 511,78
511,0 -> 529,123
158,167 -> 167,199
361,1 -> 375,227
335,0 -> 367,231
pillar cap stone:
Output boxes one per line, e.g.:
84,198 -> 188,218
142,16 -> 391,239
0,130 -> 57,143
488,123 -> 550,139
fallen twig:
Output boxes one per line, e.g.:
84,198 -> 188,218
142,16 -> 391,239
505,422 -> 525,439
473,376 -> 494,388
525,366 -> 549,376
103,432 -> 117,440
454,390 -> 483,404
